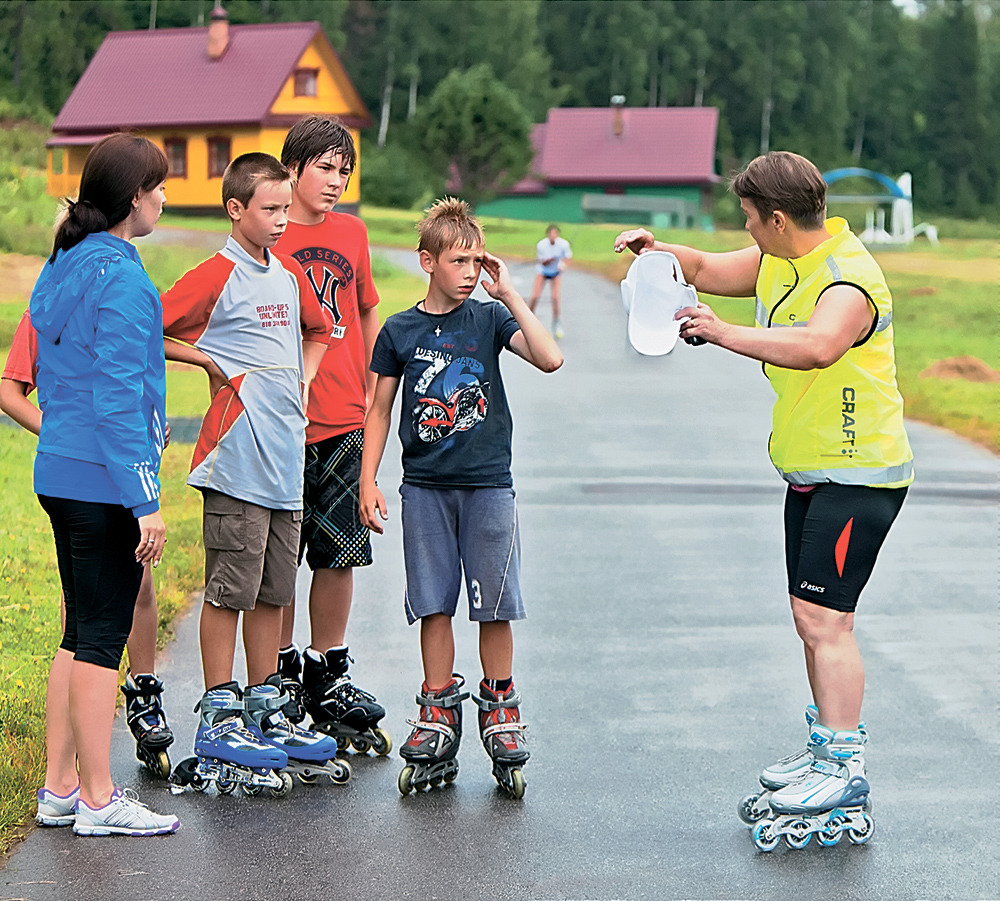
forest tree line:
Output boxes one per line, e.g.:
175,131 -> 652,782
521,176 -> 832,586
1,0 -> 997,217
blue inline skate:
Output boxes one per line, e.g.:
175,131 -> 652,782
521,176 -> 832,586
750,726 -> 874,851
244,675 -> 351,785
169,682 -> 292,797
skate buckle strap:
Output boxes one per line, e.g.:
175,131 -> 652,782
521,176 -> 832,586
481,721 -> 528,740
473,691 -> 521,712
405,718 -> 459,740
249,689 -> 288,712
196,694 -> 244,715
414,689 -> 470,709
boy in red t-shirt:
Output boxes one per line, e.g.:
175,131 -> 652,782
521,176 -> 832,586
1,311 -> 175,782
273,116 -> 388,754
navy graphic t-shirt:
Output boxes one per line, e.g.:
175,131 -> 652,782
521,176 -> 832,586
370,299 -> 519,488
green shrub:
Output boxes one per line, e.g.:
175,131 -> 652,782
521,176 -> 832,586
360,142 -> 434,211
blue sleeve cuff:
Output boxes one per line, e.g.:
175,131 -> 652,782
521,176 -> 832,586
131,500 -> 160,518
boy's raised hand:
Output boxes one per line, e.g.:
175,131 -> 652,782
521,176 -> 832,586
479,251 -> 516,305
613,228 -> 655,255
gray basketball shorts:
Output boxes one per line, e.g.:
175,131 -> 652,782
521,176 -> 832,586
399,484 -> 524,625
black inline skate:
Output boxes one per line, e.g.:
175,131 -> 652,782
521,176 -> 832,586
398,676 -> 469,795
121,672 -> 174,779
276,645 -> 307,723
474,680 -> 529,799
302,647 -> 391,756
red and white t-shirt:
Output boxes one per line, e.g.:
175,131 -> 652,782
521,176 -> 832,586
276,212 -> 380,444
3,310 -> 39,392
161,237 -> 331,509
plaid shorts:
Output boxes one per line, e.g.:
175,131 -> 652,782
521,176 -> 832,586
300,429 -> 373,570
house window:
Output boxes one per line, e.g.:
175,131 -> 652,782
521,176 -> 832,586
164,138 -> 187,178
294,68 -> 318,97
207,137 -> 231,178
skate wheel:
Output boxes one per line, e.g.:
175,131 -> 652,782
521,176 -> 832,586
335,736 -> 350,752
351,736 -> 372,754
752,820 -> 780,852
508,768 -> 526,800
154,750 -> 171,779
442,766 -> 458,784
242,783 -> 263,796
737,793 -> 766,825
329,760 -> 352,785
848,813 -> 875,845
398,765 -> 415,796
216,778 -> 237,795
270,772 -> 294,798
371,727 -> 392,756
193,779 -> 210,793
818,824 -> 843,847
297,773 -> 319,784
785,826 -> 812,849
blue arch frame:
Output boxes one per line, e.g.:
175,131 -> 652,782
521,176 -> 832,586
823,167 -> 907,199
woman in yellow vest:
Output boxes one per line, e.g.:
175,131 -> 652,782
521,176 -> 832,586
615,151 -> 912,850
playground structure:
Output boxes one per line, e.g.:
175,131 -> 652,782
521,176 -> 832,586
823,168 -> 938,246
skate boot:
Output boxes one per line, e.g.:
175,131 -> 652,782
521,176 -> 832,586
244,675 -> 351,786
121,672 -> 174,779
302,647 -> 391,756
169,682 -> 292,798
751,726 -> 873,852
276,645 -> 307,724
738,706 -> 868,825
474,680 -> 529,799
397,676 -> 469,795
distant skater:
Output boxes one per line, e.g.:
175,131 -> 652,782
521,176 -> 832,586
528,224 -> 572,338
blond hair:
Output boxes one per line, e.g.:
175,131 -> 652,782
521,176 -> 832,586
417,197 -> 485,258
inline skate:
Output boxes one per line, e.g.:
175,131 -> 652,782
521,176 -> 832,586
474,681 -> 529,799
397,676 -> 469,795
276,645 -> 307,723
303,647 -> 392,756
121,672 -> 174,779
751,726 -> 873,852
169,682 -> 293,797
738,706 -> 867,825
244,674 -> 351,785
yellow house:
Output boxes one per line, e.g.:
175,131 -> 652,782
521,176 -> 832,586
47,8 -> 372,212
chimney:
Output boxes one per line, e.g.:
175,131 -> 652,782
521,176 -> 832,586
611,95 -> 626,137
207,3 -> 229,60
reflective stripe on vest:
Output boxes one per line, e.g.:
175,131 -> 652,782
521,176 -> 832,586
776,460 -> 914,487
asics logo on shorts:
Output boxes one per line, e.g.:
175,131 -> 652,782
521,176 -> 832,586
800,580 -> 826,593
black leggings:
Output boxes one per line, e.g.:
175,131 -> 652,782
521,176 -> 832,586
39,495 -> 143,670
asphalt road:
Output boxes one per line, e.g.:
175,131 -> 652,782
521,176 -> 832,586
4,251 -> 998,901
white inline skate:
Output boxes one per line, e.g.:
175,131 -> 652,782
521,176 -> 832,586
751,726 -> 873,851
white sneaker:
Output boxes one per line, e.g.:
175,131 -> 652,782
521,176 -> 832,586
553,319 -> 564,339
36,785 -> 80,826
73,787 -> 179,837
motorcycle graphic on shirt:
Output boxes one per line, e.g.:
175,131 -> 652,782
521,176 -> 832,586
412,355 -> 488,444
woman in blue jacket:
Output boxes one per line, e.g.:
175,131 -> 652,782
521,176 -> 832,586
30,134 -> 178,836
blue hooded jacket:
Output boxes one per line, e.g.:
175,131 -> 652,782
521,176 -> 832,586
29,232 -> 166,517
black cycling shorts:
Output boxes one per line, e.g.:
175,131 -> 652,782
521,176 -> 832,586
784,482 -> 907,613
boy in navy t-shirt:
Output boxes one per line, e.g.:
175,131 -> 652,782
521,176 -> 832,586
359,198 -> 562,796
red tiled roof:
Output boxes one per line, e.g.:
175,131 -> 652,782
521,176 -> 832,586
53,22 -> 371,132
514,107 -> 719,188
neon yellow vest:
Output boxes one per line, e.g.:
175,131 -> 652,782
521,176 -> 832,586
754,218 -> 914,488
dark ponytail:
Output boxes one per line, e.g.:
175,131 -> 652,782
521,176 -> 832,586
51,133 -> 169,262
